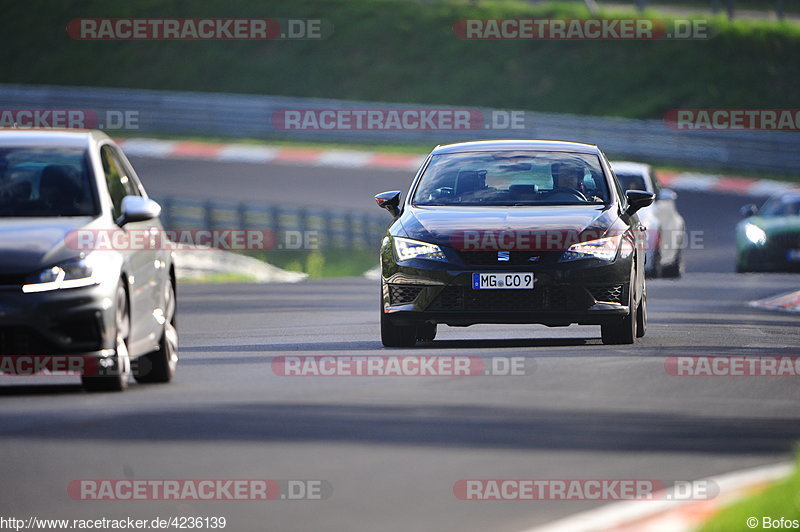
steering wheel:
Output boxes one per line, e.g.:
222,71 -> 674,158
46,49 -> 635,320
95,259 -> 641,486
543,187 -> 588,202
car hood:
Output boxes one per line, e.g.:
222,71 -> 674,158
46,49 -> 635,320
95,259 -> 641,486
398,204 -> 618,245
0,217 -> 97,275
748,215 -> 800,234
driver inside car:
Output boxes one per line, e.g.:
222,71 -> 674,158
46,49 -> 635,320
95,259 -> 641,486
551,162 -> 603,202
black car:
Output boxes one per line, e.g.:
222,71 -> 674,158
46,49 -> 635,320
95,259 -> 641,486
375,140 -> 654,347
0,129 -> 178,391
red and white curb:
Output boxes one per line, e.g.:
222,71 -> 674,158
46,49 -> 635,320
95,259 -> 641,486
521,462 -> 792,532
657,171 -> 798,197
750,290 -> 800,313
116,137 -> 799,197
117,138 -> 426,171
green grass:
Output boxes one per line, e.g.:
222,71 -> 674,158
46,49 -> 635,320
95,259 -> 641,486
2,0 -> 799,120
698,457 -> 800,532
241,248 -> 377,278
179,272 -> 260,283
641,0 -> 800,14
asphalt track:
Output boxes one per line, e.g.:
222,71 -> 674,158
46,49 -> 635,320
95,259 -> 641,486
0,157 -> 798,532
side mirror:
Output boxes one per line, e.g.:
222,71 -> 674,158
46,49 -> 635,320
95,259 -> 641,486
625,190 -> 655,216
118,195 -> 161,226
657,188 -> 677,202
740,203 -> 758,217
375,190 -> 402,217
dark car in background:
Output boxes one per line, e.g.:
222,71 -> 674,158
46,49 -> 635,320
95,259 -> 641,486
375,140 -> 654,347
611,161 -> 685,278
736,191 -> 800,273
0,129 -> 177,391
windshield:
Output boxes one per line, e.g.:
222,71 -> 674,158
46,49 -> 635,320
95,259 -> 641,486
412,151 -> 610,206
0,147 -> 98,217
759,195 -> 800,217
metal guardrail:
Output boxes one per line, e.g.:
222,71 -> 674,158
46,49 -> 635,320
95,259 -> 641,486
151,195 -> 389,251
1,83 -> 798,173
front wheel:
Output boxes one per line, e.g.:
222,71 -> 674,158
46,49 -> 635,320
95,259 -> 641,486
381,310 -> 417,347
661,249 -> 683,278
82,281 -> 130,392
646,249 -> 662,278
134,280 -> 178,383
601,280 -> 637,345
636,287 -> 647,338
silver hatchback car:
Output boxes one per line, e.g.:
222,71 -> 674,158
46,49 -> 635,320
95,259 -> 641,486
0,129 -> 177,391
611,161 -> 685,278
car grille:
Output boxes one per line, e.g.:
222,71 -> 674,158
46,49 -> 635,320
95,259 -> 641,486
388,284 -> 424,305
545,285 -> 581,310
587,284 -> 624,304
770,232 -> 800,249
428,285 -> 594,312
458,251 -> 559,266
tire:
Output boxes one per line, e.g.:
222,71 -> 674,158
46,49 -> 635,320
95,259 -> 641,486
601,274 -> 637,345
661,249 -> 683,279
381,309 -> 417,347
646,249 -> 662,279
134,279 -> 178,383
82,281 -> 130,392
635,286 -> 647,338
416,322 -> 437,342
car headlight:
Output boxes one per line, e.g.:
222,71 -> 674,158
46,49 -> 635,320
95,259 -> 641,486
22,257 -> 99,293
744,223 -> 767,245
560,235 -> 622,262
393,237 -> 447,262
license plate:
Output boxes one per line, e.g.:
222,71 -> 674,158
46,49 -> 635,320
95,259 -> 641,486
787,249 -> 800,262
472,273 -> 535,289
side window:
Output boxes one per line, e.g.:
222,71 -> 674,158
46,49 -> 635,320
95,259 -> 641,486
101,145 -> 138,219
605,160 -> 625,199
112,146 -> 147,197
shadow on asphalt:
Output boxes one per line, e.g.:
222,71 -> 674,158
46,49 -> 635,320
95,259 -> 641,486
181,337 -> 598,354
0,402 -> 797,455
0,384 -> 84,396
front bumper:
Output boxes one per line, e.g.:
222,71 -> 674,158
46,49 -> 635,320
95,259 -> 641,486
382,252 -> 633,327
738,237 -> 800,272
0,281 -> 117,374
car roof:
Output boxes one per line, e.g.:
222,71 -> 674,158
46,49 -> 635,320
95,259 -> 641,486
610,161 -> 652,174
0,129 -> 110,148
431,139 -> 601,155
